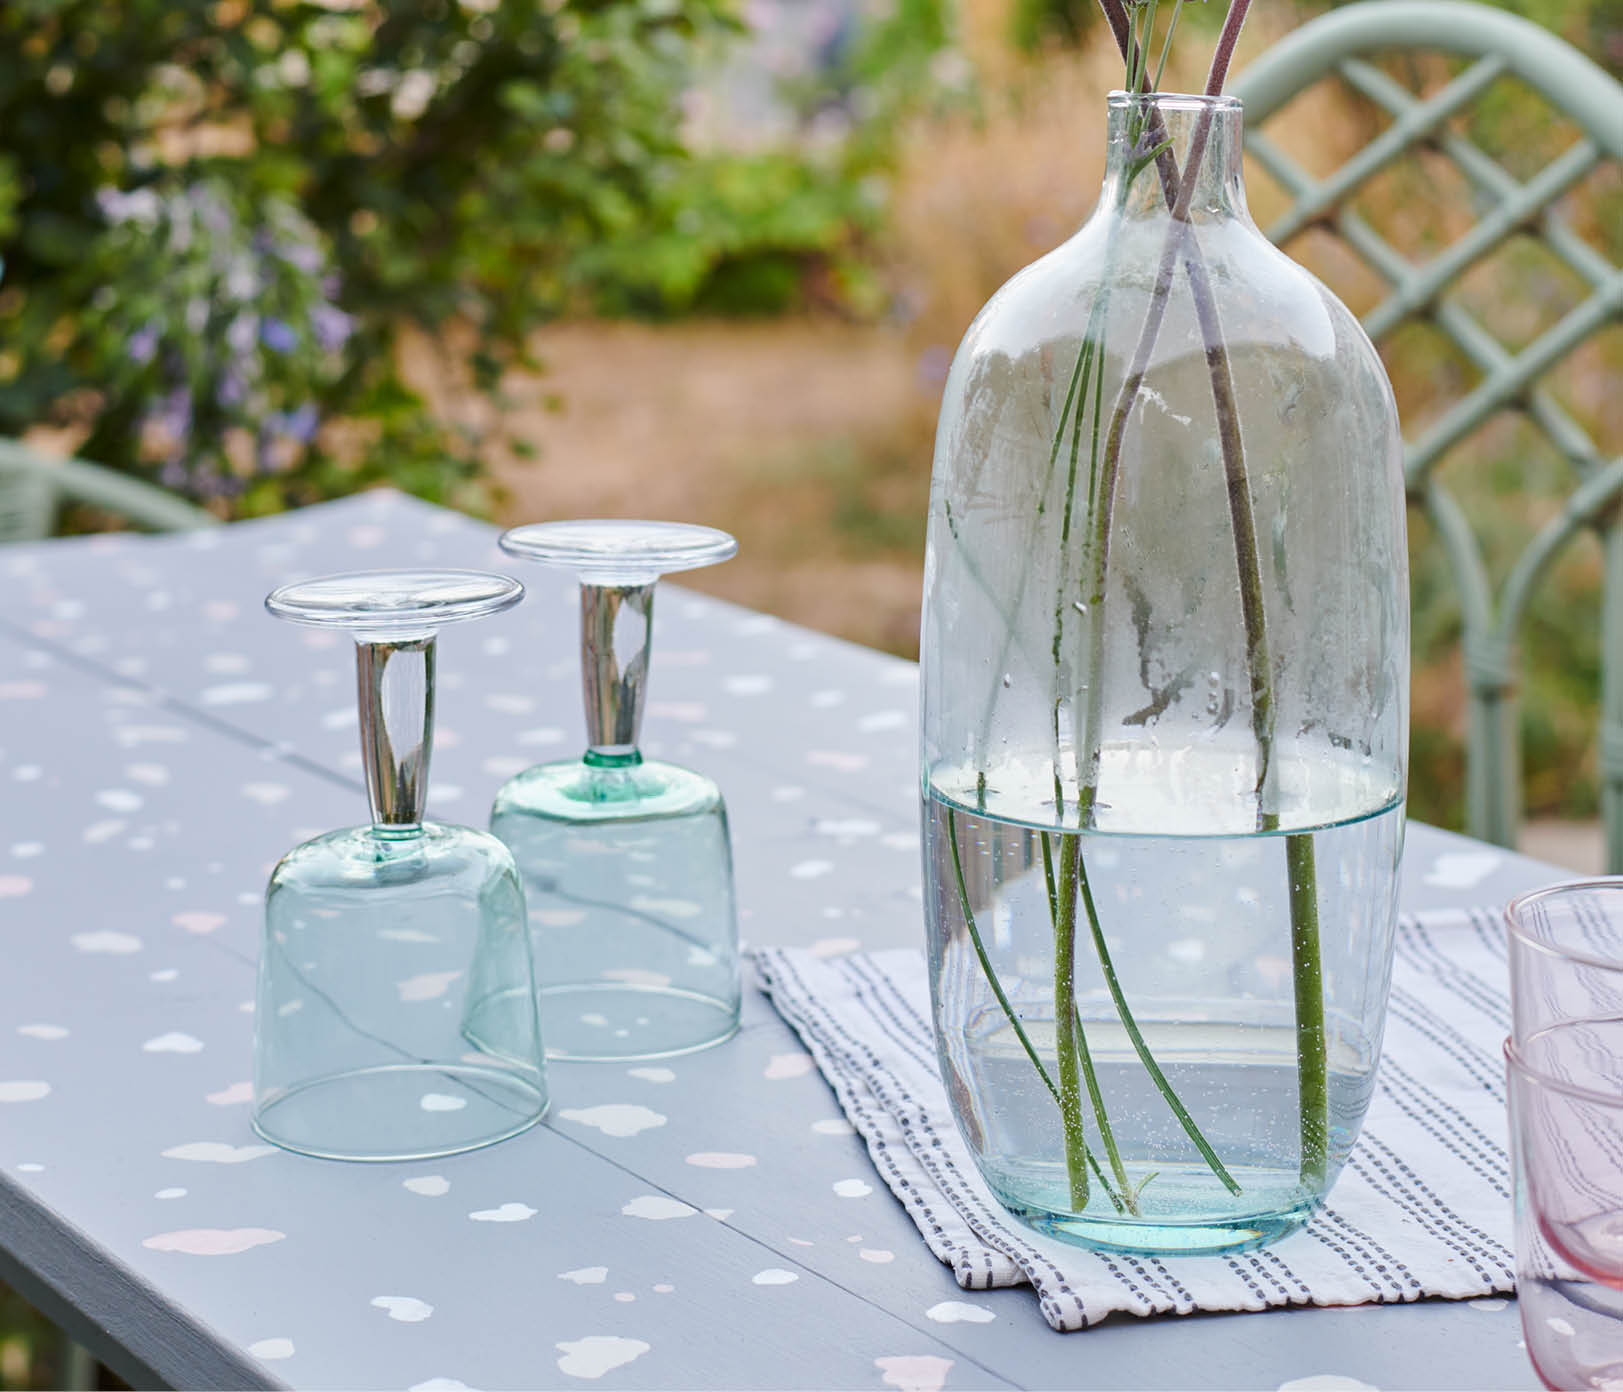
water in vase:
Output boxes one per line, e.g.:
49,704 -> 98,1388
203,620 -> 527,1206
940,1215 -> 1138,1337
923,738 -> 1403,1255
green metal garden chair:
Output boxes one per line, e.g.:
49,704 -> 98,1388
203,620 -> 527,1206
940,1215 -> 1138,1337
1233,0 -> 1623,867
0,436 -> 218,542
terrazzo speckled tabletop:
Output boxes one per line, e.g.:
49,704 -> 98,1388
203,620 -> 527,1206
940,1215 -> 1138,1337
0,492 -> 1556,1390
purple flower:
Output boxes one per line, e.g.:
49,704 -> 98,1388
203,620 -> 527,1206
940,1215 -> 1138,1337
261,318 -> 298,354
127,324 -> 159,365
275,403 -> 321,443
309,303 -> 354,353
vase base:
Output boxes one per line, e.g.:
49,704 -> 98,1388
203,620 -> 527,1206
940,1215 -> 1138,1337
1002,1195 -> 1317,1257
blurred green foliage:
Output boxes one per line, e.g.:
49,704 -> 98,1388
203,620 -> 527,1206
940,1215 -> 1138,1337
0,0 -> 949,517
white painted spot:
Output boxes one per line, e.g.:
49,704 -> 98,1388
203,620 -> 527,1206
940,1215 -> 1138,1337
378,928 -> 438,943
859,1249 -> 895,1264
16,1163 -> 42,1173
765,1053 -> 815,1080
558,1104 -> 667,1138
857,710 -> 908,733
0,1082 -> 50,1103
771,785 -> 806,802
628,1066 -> 676,1084
156,1188 -> 187,1199
601,967 -> 673,989
789,859 -> 834,880
926,1300 -> 995,1323
555,1335 -> 650,1380
621,1195 -> 696,1221
612,1292 -> 635,1303
0,875 -> 32,899
807,750 -> 869,774
404,1175 -> 450,1197
1469,1297 -> 1509,1312
653,1283 -> 674,1293
10,842 -> 43,858
810,937 -> 861,958
628,895 -> 702,919
248,1338 -> 295,1361
241,782 -> 291,806
810,689 -> 846,707
559,1267 -> 608,1285
172,911 -> 226,935
161,1142 -> 276,1164
519,727 -> 566,746
1546,1317 -> 1576,1337
686,1152 -> 756,1169
1423,851 -> 1502,890
469,1203 -> 536,1223
833,1179 -> 873,1198
150,969 -> 179,982
17,1024 -> 67,1041
876,1355 -> 955,1392
420,1093 -> 467,1112
142,1228 -> 286,1255
398,971 -> 462,1003
704,1208 -> 734,1221
815,818 -> 881,839
485,693 -> 535,715
1277,1379 -> 1380,1392
144,1032 -> 204,1054
201,682 -> 274,706
1167,937 -> 1206,964
723,675 -> 773,696
72,930 -> 142,954
372,1295 -> 434,1323
812,1118 -> 855,1136
82,820 -> 127,844
95,788 -> 143,813
752,1268 -> 798,1285
535,909 -> 588,929
409,1381 -> 472,1392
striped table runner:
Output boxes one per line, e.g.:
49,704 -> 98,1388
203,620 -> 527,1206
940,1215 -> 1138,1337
755,909 -> 1516,1331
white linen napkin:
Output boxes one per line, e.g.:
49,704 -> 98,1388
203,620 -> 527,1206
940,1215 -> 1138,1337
755,908 -> 1516,1331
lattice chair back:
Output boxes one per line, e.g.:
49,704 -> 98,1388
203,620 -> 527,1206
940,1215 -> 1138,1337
1233,0 -> 1623,867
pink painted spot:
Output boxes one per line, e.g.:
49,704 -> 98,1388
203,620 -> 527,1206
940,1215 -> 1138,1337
685,1153 -> 757,1169
173,912 -> 226,936
876,1356 -> 955,1392
0,682 -> 46,699
206,1081 -> 253,1106
143,1228 -> 286,1256
0,876 -> 32,899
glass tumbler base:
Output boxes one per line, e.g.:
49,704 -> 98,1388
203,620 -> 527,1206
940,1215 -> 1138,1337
540,983 -> 740,1061
252,1062 -> 548,1161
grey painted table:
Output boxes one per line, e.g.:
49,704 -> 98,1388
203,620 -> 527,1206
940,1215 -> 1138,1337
0,492 -> 1560,1390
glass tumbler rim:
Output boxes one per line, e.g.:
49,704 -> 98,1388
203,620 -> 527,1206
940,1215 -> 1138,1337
1506,876 -> 1623,971
1505,1030 -> 1623,1109
265,568 -> 524,636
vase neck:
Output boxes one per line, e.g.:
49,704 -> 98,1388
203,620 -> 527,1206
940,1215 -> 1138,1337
1101,92 -> 1246,222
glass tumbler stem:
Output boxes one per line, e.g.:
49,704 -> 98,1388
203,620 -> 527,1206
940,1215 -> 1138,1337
357,635 -> 434,828
581,582 -> 653,764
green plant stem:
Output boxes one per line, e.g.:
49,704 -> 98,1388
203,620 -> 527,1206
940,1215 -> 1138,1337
948,810 -> 1124,1209
1285,831 -> 1328,1185
947,810 -> 1063,1107
1048,834 -> 1092,1211
1071,842 -> 1243,1195
1043,835 -> 1136,1213
1077,5 -> 1331,1187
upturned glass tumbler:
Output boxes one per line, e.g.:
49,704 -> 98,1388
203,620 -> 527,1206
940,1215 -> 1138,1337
490,520 -> 742,1061
254,570 -> 548,1161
